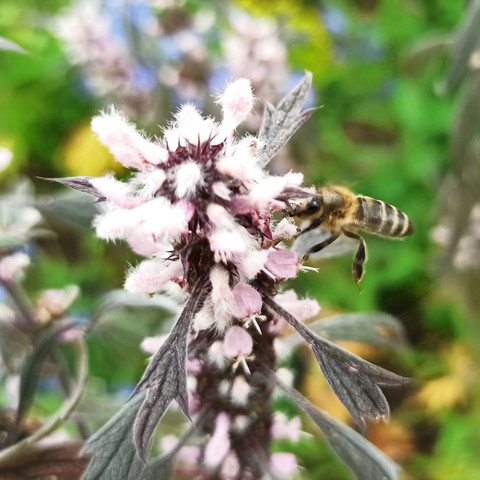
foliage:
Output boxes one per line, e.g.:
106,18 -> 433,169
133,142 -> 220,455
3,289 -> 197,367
0,0 -> 478,479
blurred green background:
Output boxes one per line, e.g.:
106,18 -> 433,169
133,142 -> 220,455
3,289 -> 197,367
1,0 -> 480,479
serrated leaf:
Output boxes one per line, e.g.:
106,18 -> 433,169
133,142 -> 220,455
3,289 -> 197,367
264,298 -> 409,432
439,0 -> 480,94
132,285 -> 209,460
16,321 -> 82,429
40,177 -> 102,198
258,72 -> 316,165
270,375 -> 400,480
81,395 -> 154,480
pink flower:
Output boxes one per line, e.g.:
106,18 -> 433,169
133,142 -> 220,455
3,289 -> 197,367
231,284 -> 262,319
91,107 -> 168,169
90,175 -> 141,209
272,413 -> 301,442
0,253 -> 30,283
204,413 -> 231,468
273,218 -> 299,242
140,335 -> 167,355
230,375 -> 251,406
124,259 -> 183,294
220,78 -> 254,132
210,267 -> 235,331
264,250 -> 299,279
275,290 -> 320,321
175,161 -> 204,198
223,326 -> 253,359
270,453 -> 298,479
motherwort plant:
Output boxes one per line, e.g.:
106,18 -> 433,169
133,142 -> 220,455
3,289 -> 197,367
54,74 -> 408,480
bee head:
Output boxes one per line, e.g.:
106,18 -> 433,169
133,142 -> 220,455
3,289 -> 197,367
290,196 -> 322,218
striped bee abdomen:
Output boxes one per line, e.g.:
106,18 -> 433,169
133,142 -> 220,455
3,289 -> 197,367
355,196 -> 414,237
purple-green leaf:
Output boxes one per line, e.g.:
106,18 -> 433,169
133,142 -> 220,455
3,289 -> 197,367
258,72 -> 316,165
132,283 -> 209,460
267,372 -> 400,480
40,177 -> 103,198
264,297 -> 410,432
80,395 -> 153,480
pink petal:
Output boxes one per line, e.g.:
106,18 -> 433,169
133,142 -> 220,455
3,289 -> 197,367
265,250 -> 299,279
275,290 -> 320,321
140,335 -> 167,354
223,326 -> 253,358
248,176 -> 288,211
90,175 -> 142,209
232,284 -> 262,319
204,413 -> 231,467
186,357 -> 202,374
221,78 -> 254,130
272,413 -> 301,442
91,107 -> 167,170
125,232 -> 167,256
0,253 -> 30,282
270,453 -> 298,479
175,161 -> 204,198
124,259 -> 183,294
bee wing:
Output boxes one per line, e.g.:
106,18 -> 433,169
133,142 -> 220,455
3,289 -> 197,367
292,224 -> 357,259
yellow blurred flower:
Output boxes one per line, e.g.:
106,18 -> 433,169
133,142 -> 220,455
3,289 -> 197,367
413,343 -> 477,413
62,123 -> 123,177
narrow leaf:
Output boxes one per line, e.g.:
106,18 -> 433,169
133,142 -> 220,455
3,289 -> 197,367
258,73 -> 316,165
450,74 -> 480,167
16,321 -> 82,429
132,283 -> 209,460
264,298 -> 409,432
40,177 -> 102,198
0,317 -> 30,371
81,395 -> 154,480
267,372 -> 400,480
439,0 -> 480,94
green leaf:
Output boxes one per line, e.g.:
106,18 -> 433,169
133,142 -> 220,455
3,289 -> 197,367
268,373 -> 400,480
439,0 -> 480,94
258,72 -> 316,165
265,298 -> 409,432
81,394 -> 156,480
16,321 -> 82,429
310,312 -> 408,350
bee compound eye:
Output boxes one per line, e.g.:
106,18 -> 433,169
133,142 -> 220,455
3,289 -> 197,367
305,197 -> 320,215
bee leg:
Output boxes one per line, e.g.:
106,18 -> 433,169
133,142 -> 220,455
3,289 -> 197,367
295,217 -> 323,238
303,232 -> 340,261
343,230 -> 367,285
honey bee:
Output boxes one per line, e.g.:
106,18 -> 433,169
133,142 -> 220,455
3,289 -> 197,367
291,186 -> 414,284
